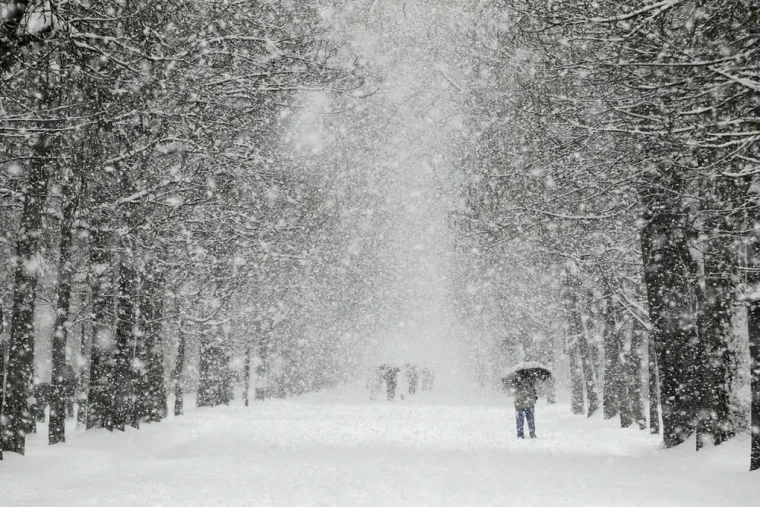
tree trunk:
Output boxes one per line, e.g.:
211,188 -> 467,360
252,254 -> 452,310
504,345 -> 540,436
0,303 -> 6,460
243,346 -> 251,407
640,207 -> 699,447
49,175 -> 78,445
77,293 -> 89,427
695,218 -> 735,450
86,224 -> 115,431
569,344 -> 584,415
578,307 -> 600,417
172,320 -> 186,416
197,330 -> 229,407
602,300 -> 621,419
648,337 -> 660,434
113,257 -> 139,431
0,153 -> 49,456
627,321 -> 647,430
139,267 -> 167,423
746,230 -> 760,471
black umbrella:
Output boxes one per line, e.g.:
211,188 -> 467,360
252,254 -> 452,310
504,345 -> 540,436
502,362 -> 552,389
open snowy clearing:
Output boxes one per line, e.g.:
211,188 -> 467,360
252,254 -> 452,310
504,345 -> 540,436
1,387 -> 756,507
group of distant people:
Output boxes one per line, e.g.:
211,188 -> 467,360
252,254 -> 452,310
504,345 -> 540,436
367,363 -> 435,401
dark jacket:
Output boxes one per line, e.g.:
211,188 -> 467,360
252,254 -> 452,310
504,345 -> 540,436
511,383 -> 536,410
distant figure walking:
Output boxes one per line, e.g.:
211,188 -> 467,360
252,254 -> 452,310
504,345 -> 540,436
382,365 -> 400,401
510,379 -> 537,439
367,367 -> 383,400
421,367 -> 435,391
405,364 -> 419,395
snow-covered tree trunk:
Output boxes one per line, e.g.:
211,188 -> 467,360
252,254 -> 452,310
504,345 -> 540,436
626,322 -> 646,430
746,227 -> 760,471
139,267 -> 167,423
0,145 -> 49,455
113,256 -> 139,431
695,221 -> 735,449
648,337 -> 660,434
568,344 -> 584,415
86,223 -> 115,431
172,321 -> 186,416
602,300 -> 621,419
640,205 -> 699,447
243,346 -> 251,407
49,173 -> 78,445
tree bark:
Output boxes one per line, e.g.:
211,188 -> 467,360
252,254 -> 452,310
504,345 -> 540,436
746,231 -> 760,471
569,344 -> 584,415
627,320 -> 647,430
49,175 -> 78,445
648,336 -> 660,434
86,224 -> 115,431
172,320 -> 186,416
695,216 -> 735,450
602,299 -> 621,420
243,346 -> 251,407
113,257 -> 139,431
139,267 -> 167,423
640,207 -> 699,447
0,151 -> 49,456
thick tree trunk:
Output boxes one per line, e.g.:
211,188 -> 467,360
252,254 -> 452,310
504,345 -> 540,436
172,320 -> 186,416
0,154 -> 49,456
748,297 -> 760,471
569,344 -> 584,415
746,230 -> 760,471
49,177 -> 78,445
197,331 -> 230,407
648,337 -> 660,434
695,220 -> 735,450
578,306 -> 600,417
640,208 -> 699,447
0,303 -> 6,460
86,225 -> 115,431
113,258 -> 139,431
139,268 -> 167,423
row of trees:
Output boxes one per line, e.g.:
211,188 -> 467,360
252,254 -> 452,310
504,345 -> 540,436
1,0 -> 360,460
454,0 -> 759,470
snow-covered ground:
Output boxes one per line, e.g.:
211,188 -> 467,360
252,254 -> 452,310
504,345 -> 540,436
1,386 -> 756,506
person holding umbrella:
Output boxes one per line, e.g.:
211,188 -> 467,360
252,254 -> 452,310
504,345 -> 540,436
502,362 -> 552,439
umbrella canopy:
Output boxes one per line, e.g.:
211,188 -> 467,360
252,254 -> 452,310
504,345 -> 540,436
502,361 -> 553,389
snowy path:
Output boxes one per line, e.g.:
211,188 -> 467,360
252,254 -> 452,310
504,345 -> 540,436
1,387 -> 756,506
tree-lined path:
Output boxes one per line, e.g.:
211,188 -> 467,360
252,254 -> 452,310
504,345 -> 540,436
1,387 -> 754,506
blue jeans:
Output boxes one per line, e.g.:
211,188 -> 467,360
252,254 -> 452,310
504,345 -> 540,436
516,407 -> 536,438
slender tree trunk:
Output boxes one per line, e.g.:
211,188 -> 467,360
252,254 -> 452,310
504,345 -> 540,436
0,152 -> 49,455
86,224 -> 114,431
627,321 -> 647,430
602,300 -> 621,419
569,344 -> 584,415
578,307 -> 600,417
77,293 -> 89,427
49,175 -> 78,445
648,337 -> 660,434
0,303 -> 6,460
640,207 -> 699,447
140,267 -> 167,423
243,346 -> 251,407
172,320 -> 186,416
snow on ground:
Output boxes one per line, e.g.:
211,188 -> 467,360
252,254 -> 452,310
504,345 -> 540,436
1,386 -> 756,506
